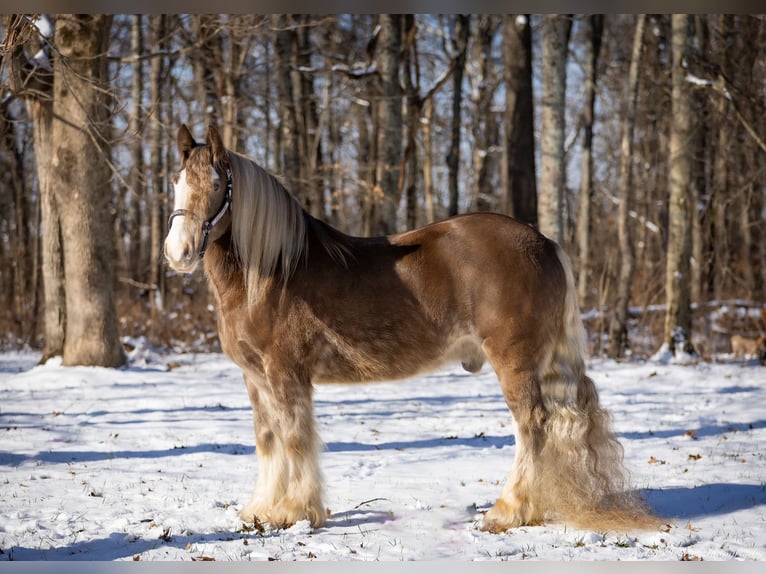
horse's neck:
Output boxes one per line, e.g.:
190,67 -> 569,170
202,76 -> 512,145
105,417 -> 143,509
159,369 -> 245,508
204,238 -> 246,308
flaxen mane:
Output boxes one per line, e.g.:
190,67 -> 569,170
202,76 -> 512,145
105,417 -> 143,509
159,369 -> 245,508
227,151 -> 307,304
227,150 -> 351,304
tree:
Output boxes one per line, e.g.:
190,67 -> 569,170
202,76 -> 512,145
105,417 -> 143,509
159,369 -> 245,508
274,15 -> 302,204
7,14 -> 65,361
446,14 -> 470,217
608,14 -> 646,359
273,15 -> 325,218
468,15 -> 500,213
689,15 -> 709,305
575,14 -> 603,303
0,80 -> 37,345
369,14 -> 403,235
401,14 -> 420,230
50,14 -> 125,367
662,14 -> 696,359
705,15 -> 766,302
727,16 -> 760,300
148,14 -> 169,322
189,15 -> 222,126
399,15 -> 457,227
294,15 -> 326,219
538,14 -> 572,245
126,14 -> 145,282
501,14 -> 537,225
710,18 -> 734,301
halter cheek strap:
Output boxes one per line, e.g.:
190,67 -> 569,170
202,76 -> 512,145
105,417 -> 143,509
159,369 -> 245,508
168,168 -> 233,257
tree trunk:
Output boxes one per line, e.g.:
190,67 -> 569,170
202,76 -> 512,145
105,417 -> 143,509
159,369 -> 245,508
220,16 -> 259,150
275,15 -> 303,203
538,14 -> 572,245
31,97 -> 65,362
662,14 -> 696,358
51,14 -> 124,367
221,30 -> 240,150
608,15 -> 646,359
128,14 -> 145,282
149,15 -> 167,322
711,17 -> 734,300
689,15 -> 709,305
1,101 -> 34,344
422,98 -> 436,224
575,15 -> 603,304
373,14 -> 403,234
4,116 -> 31,339
734,16 -> 760,300
7,14 -> 66,360
469,15 -> 499,213
190,15 -> 222,125
295,15 -> 325,219
358,98 -> 376,236
325,76 -> 343,229
446,14 -> 470,217
501,14 -> 537,225
402,15 -> 420,230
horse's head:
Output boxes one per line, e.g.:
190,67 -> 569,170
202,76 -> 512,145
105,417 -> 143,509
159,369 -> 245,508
164,124 -> 232,273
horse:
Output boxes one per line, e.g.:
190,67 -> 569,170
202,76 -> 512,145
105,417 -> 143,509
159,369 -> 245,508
163,124 -> 657,533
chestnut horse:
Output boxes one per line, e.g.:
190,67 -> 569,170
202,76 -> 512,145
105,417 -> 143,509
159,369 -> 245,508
164,124 -> 656,533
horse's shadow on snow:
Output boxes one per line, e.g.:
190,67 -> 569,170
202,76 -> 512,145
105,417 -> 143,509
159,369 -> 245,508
4,511 -> 394,562
327,508 -> 394,529
643,482 -> 766,522
2,530 -> 253,561
620,419 -> 766,441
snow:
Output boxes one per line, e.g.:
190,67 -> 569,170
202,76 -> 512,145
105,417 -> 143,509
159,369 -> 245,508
30,14 -> 54,40
1,344 -> 765,562
27,15 -> 53,72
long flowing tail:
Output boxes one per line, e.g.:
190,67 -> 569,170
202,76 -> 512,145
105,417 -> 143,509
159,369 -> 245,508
533,243 -> 660,531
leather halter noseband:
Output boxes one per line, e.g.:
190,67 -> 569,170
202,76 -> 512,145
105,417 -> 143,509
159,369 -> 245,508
168,168 -> 232,257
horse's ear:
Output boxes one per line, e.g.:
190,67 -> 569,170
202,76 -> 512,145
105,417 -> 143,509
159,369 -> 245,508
206,124 -> 229,171
177,124 -> 196,164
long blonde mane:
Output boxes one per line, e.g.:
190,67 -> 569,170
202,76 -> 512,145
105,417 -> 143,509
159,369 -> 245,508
228,151 -> 308,304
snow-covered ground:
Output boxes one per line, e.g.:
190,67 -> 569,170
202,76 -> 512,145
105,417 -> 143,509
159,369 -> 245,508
1,344 -> 764,561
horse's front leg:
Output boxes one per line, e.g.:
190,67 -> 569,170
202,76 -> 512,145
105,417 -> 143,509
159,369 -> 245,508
238,372 -> 289,525
238,369 -> 325,529
269,369 -> 325,528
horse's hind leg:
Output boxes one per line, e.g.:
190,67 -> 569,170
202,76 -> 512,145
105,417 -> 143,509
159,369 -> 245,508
481,341 -> 548,531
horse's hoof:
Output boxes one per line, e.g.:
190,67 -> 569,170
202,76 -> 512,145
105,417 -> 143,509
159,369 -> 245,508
481,499 -> 541,532
268,496 -> 326,529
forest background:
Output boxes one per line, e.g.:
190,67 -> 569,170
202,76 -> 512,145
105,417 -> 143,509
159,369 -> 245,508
0,14 -> 764,367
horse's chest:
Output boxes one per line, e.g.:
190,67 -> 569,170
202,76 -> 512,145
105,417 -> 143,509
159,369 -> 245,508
216,309 -> 272,374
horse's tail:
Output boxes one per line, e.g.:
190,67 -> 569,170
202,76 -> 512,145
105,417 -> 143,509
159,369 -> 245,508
533,243 -> 660,532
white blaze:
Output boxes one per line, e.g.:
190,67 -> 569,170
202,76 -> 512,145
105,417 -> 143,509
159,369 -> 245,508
164,168 -> 193,266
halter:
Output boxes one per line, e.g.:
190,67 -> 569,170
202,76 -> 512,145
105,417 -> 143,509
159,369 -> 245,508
168,168 -> 232,256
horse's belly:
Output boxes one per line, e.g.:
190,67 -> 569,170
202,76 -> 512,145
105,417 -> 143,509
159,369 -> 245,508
311,334 -> 485,384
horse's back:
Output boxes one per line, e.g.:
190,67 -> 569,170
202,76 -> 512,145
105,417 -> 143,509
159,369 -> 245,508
392,213 -> 559,276
390,213 -> 567,322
